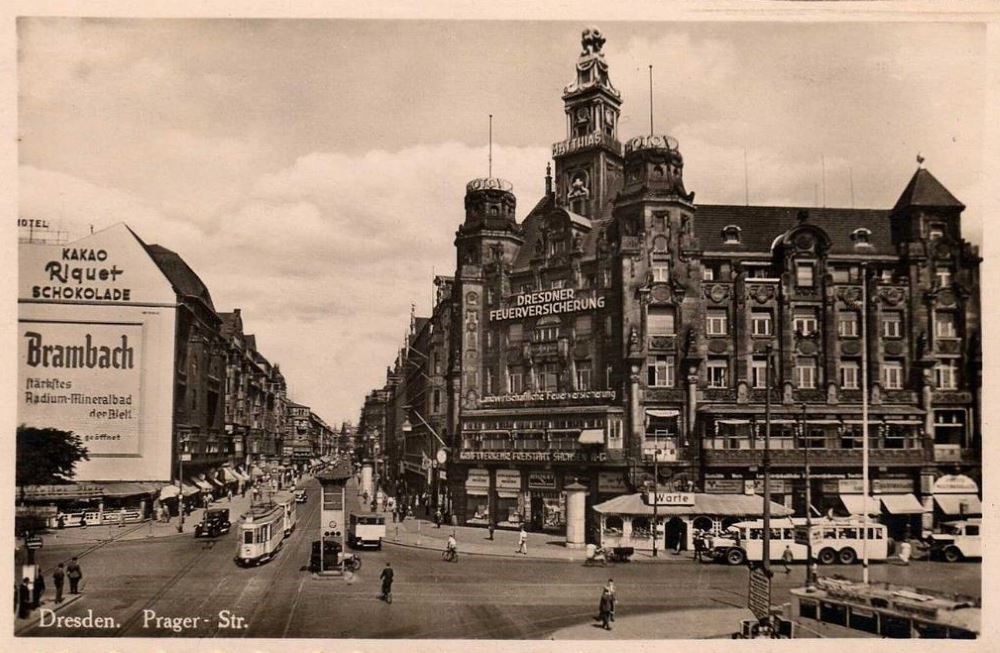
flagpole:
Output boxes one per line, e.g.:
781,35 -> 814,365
861,263 -> 870,585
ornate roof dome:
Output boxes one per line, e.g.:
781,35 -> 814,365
621,135 -> 693,202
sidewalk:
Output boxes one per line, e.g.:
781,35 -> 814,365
16,481 -> 304,551
547,606 -> 754,639
382,515 -> 694,563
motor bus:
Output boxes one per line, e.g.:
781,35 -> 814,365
709,518 -> 888,566
347,512 -> 386,550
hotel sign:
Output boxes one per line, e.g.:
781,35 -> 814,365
489,288 -> 606,321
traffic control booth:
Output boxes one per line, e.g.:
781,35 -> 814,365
593,491 -> 793,553
315,462 -> 352,573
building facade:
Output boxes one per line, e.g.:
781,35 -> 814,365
368,27 -> 982,541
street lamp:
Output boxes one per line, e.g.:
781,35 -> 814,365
801,402 -> 814,587
652,448 -> 662,558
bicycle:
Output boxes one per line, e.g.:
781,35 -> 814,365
380,585 -> 393,604
442,548 -> 458,563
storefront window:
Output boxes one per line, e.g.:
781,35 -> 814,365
632,517 -> 652,539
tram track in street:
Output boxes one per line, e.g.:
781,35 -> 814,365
114,543 -> 214,635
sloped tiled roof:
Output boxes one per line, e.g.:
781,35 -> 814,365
143,243 -> 216,310
245,334 -> 257,352
219,311 -> 242,338
695,205 -> 893,256
891,168 -> 965,213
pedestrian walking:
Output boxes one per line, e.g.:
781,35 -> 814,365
434,508 -> 442,528
379,562 -> 394,603
227,488 -> 233,502
17,578 -> 31,619
56,514 -> 66,529
516,526 -> 528,555
598,588 -> 615,631
79,515 -> 88,529
31,571 -> 45,608
898,540 -> 912,565
693,532 -> 704,562
66,557 -> 83,594
781,545 -> 794,573
488,521 -> 495,541
52,563 -> 65,604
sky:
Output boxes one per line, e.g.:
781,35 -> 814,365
17,17 -> 990,427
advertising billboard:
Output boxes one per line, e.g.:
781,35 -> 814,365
18,224 -> 178,481
19,320 -> 144,455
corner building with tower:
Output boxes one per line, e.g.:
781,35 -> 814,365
373,28 -> 981,544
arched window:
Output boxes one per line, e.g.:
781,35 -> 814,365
850,228 -> 872,247
604,516 -> 624,533
722,225 -> 742,245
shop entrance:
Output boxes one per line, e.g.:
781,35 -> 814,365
530,496 -> 543,530
665,516 -> 687,552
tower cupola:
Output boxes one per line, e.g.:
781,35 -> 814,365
621,135 -> 694,203
462,177 -> 517,229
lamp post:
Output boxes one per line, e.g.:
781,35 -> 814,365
801,402 -> 814,587
652,448 -> 662,557
762,344 -> 772,577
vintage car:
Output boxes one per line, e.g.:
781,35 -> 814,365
294,489 -> 308,504
194,507 -> 232,538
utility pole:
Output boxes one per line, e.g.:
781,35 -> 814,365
802,402 -> 814,587
652,449 -> 660,558
861,263 -> 870,585
762,344 -> 772,577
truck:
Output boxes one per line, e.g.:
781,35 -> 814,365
347,512 -> 386,550
927,518 -> 981,562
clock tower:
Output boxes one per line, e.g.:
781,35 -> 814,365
552,26 -> 624,220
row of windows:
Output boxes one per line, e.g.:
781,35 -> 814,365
653,307 -> 958,340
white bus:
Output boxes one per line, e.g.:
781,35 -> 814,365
709,518 -> 889,566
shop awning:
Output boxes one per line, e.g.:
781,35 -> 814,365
181,483 -> 201,497
646,409 -> 680,418
250,465 -> 264,478
879,493 -> 927,514
592,493 -> 792,517
496,490 -> 520,499
934,494 -> 982,516
190,478 -> 213,491
840,494 -> 880,516
233,468 -> 250,482
158,485 -> 181,500
578,429 -> 605,445
100,482 -> 160,498
465,487 -> 489,496
204,475 -> 223,488
220,468 -> 240,483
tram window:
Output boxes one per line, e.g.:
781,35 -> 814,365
770,529 -> 783,540
883,615 -> 913,638
820,602 -> 848,627
799,600 -> 818,620
244,531 -> 253,544
849,607 -> 879,634
750,528 -> 763,540
914,623 -> 950,638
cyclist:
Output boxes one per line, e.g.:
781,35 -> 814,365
445,533 -> 458,561
379,562 -> 394,603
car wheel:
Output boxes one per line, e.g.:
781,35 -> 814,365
726,548 -> 746,566
838,548 -> 857,565
818,548 -> 837,565
943,546 -> 963,563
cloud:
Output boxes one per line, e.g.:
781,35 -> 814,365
20,141 -> 550,424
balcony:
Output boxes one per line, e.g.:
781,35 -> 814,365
702,443 -> 928,467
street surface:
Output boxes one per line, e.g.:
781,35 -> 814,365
18,476 -> 981,639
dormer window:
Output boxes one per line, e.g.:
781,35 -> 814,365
928,222 -> 945,240
722,225 -> 741,245
850,228 -> 872,247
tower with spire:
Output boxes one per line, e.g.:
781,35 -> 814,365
551,26 -> 624,219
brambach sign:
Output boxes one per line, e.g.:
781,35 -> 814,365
19,321 -> 143,455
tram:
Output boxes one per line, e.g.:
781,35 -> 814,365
235,503 -> 286,567
280,497 -> 297,536
790,577 -> 979,638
